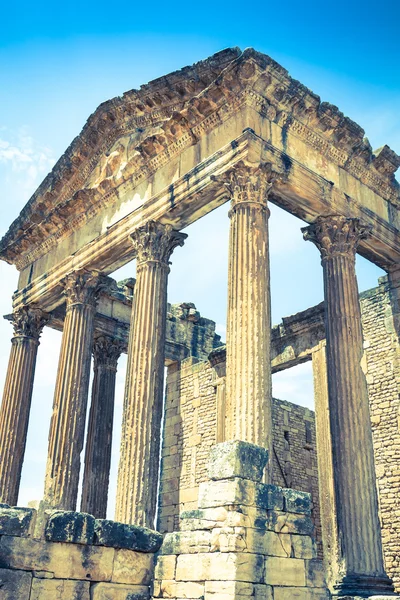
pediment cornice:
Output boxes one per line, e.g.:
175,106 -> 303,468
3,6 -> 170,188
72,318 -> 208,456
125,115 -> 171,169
1,47 -> 399,268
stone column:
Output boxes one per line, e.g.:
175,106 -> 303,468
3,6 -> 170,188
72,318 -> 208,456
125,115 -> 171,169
224,163 -> 273,478
0,307 -> 49,505
303,215 -> 394,597
312,340 -> 339,593
44,270 -> 106,511
115,220 -> 186,528
80,335 -> 123,518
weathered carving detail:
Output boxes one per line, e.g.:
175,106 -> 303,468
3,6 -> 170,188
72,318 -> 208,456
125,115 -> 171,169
131,220 -> 187,266
93,335 -> 124,370
63,270 -> 107,309
214,162 -> 277,214
302,215 -> 372,261
11,306 -> 50,340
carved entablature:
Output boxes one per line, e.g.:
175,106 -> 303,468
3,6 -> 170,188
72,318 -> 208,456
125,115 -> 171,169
0,48 -> 398,276
302,215 -> 373,261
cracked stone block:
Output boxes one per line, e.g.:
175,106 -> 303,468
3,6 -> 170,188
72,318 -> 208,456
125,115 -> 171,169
282,489 -> 312,515
45,510 -> 95,544
94,519 -> 163,552
208,441 -> 269,482
0,506 -> 35,537
0,567 -> 32,599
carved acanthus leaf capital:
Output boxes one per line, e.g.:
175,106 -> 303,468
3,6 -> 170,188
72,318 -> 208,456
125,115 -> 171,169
302,215 -> 372,260
214,161 -> 277,213
63,269 -> 108,309
131,221 -> 187,266
93,335 -> 124,370
10,305 -> 50,340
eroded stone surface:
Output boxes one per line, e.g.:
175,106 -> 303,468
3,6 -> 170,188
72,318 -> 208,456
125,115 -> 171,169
45,510 -> 95,544
208,441 -> 269,482
94,519 -> 163,552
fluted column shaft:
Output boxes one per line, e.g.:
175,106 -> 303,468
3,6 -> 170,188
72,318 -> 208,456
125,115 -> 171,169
81,336 -> 123,518
224,163 -> 273,477
115,221 -> 186,527
303,216 -> 393,596
44,270 -> 106,510
0,307 -> 48,505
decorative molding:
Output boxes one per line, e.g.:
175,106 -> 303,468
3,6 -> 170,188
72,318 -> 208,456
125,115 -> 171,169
302,215 -> 372,261
93,335 -> 124,370
131,221 -> 187,266
5,50 -> 399,268
63,269 -> 108,309
10,306 -> 50,340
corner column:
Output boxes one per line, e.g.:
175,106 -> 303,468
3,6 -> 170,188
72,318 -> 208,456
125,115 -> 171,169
115,220 -> 186,528
0,307 -> 49,505
224,163 -> 273,477
81,335 -> 123,518
303,215 -> 394,597
44,270 -> 106,510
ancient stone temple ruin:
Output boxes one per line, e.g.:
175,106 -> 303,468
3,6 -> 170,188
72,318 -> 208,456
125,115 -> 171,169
0,47 -> 399,599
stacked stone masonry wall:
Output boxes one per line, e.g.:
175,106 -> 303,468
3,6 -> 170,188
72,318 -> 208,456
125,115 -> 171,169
360,280 -> 400,591
159,281 -> 400,590
158,360 -> 321,558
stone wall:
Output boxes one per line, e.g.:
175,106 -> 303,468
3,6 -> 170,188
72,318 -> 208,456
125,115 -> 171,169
361,278 -> 400,591
0,506 -> 162,599
158,280 -> 400,590
158,358 -> 321,558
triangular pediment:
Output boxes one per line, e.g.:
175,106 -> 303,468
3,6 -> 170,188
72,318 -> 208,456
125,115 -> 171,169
1,47 -> 399,268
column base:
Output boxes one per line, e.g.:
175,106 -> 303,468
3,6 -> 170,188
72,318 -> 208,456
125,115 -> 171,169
333,573 -> 396,598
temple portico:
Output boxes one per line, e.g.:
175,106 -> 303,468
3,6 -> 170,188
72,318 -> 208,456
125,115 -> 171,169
0,48 -> 399,599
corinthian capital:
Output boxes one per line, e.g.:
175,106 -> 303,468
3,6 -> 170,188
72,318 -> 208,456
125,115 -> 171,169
302,215 -> 372,261
215,161 -> 277,212
93,335 -> 124,370
63,269 -> 108,310
10,305 -> 50,340
131,221 -> 187,266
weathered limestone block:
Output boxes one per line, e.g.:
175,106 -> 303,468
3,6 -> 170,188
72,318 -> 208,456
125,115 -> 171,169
282,489 -> 312,515
244,529 -> 292,557
179,507 -> 228,530
306,558 -> 326,588
291,535 -> 317,559
204,580 -> 255,599
154,555 -> 176,581
91,582 -> 149,599
30,577 -> 90,599
156,580 -> 205,598
175,552 -> 265,583
0,536 -> 114,581
112,549 -> 154,585
265,511 -> 314,536
264,556 -> 306,586
254,584 -> 273,599
208,441 -> 269,482
198,479 -> 284,511
0,567 -> 32,599
273,587 -> 329,600
0,506 -> 35,536
45,510 -> 95,544
160,530 -> 212,554
94,519 -> 163,552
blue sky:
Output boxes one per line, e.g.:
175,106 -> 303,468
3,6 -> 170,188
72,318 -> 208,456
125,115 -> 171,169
0,0 -> 399,512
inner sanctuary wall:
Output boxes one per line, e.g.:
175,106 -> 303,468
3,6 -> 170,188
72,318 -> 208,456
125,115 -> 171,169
158,278 -> 400,592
